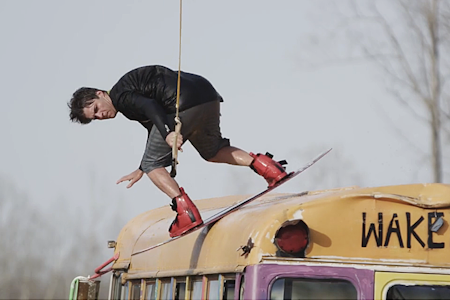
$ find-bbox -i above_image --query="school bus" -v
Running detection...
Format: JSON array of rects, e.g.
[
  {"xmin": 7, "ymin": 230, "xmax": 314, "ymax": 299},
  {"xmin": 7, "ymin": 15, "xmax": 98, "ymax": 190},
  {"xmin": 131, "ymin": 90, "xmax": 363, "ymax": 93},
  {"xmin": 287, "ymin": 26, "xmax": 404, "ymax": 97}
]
[{"xmin": 71, "ymin": 183, "xmax": 450, "ymax": 300}]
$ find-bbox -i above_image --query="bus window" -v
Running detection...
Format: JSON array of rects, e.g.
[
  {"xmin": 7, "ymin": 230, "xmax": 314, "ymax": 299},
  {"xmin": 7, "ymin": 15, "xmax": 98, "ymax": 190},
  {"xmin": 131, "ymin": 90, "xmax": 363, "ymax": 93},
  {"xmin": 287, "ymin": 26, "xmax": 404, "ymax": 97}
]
[
  {"xmin": 207, "ymin": 277, "xmax": 219, "ymax": 299},
  {"xmin": 130, "ymin": 281, "xmax": 141, "ymax": 300},
  {"xmin": 223, "ymin": 279, "xmax": 235, "ymax": 300},
  {"xmin": 110, "ymin": 273, "xmax": 122, "ymax": 300},
  {"xmin": 121, "ymin": 282, "xmax": 129, "ymax": 300},
  {"xmin": 145, "ymin": 281, "xmax": 156, "ymax": 300},
  {"xmin": 386, "ymin": 284, "xmax": 450, "ymax": 300},
  {"xmin": 270, "ymin": 278, "xmax": 357, "ymax": 300},
  {"xmin": 174, "ymin": 281, "xmax": 186, "ymax": 300},
  {"xmin": 160, "ymin": 280, "xmax": 172, "ymax": 300},
  {"xmin": 191, "ymin": 279, "xmax": 203, "ymax": 300}
]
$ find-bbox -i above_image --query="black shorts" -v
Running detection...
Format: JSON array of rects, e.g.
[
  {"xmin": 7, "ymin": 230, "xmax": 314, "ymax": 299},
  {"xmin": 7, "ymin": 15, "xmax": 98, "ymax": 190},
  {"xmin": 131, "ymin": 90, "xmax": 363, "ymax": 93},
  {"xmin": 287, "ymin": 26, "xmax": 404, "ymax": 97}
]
[{"xmin": 140, "ymin": 101, "xmax": 230, "ymax": 173}]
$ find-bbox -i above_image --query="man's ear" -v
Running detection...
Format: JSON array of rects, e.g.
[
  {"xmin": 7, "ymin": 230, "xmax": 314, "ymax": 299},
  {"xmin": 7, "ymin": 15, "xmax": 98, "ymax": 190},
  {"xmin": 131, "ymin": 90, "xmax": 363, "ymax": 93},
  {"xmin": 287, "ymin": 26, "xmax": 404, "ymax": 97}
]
[{"xmin": 95, "ymin": 90, "xmax": 104, "ymax": 97}]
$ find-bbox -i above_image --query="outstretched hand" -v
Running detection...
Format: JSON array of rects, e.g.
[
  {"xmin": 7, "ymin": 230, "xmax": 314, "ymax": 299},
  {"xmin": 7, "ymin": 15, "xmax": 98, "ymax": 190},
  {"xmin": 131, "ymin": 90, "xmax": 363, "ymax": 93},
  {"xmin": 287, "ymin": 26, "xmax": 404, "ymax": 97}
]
[
  {"xmin": 116, "ymin": 169, "xmax": 144, "ymax": 188},
  {"xmin": 165, "ymin": 131, "xmax": 183, "ymax": 152}
]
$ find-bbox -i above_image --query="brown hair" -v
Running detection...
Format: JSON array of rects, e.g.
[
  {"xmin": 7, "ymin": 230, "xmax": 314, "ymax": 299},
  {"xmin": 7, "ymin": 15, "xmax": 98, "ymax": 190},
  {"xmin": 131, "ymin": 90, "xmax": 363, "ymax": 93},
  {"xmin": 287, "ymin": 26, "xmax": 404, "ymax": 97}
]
[{"xmin": 68, "ymin": 87, "xmax": 105, "ymax": 124}]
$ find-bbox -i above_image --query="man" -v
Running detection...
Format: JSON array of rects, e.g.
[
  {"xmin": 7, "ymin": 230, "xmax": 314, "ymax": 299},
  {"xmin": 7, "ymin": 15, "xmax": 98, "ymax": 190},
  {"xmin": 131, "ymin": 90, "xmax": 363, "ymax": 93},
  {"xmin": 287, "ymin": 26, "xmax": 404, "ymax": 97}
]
[{"xmin": 68, "ymin": 65, "xmax": 288, "ymax": 237}]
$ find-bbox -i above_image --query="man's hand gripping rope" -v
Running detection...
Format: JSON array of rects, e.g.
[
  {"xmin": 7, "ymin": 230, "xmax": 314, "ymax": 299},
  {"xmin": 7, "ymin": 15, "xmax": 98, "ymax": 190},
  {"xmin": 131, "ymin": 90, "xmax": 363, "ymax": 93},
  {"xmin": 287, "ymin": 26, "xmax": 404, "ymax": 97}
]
[{"xmin": 169, "ymin": 116, "xmax": 182, "ymax": 178}]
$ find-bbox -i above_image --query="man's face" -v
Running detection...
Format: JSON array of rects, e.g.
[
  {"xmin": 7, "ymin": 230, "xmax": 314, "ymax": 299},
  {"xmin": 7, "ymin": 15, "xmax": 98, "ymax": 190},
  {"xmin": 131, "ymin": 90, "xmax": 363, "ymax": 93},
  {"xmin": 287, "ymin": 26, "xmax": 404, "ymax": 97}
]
[{"xmin": 83, "ymin": 91, "xmax": 117, "ymax": 121}]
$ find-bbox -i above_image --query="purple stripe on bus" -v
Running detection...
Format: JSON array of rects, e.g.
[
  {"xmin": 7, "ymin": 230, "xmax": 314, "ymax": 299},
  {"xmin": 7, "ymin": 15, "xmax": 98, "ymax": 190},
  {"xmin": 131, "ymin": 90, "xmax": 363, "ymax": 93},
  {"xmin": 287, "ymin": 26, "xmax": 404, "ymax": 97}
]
[{"xmin": 243, "ymin": 264, "xmax": 374, "ymax": 300}]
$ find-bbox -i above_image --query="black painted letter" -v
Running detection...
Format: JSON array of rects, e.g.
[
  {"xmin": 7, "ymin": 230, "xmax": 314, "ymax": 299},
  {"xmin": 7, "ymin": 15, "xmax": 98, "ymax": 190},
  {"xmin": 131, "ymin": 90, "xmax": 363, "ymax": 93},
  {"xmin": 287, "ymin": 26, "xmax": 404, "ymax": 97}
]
[
  {"xmin": 384, "ymin": 213, "xmax": 404, "ymax": 247},
  {"xmin": 362, "ymin": 212, "xmax": 383, "ymax": 247},
  {"xmin": 406, "ymin": 213, "xmax": 425, "ymax": 248},
  {"xmin": 428, "ymin": 212, "xmax": 445, "ymax": 249}
]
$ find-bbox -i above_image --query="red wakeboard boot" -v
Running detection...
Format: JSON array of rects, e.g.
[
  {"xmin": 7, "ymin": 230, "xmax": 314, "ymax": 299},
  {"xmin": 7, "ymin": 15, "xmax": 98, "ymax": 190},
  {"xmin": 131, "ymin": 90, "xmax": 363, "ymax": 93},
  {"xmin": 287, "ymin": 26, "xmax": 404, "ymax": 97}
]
[
  {"xmin": 169, "ymin": 187, "xmax": 203, "ymax": 237},
  {"xmin": 250, "ymin": 152, "xmax": 289, "ymax": 187}
]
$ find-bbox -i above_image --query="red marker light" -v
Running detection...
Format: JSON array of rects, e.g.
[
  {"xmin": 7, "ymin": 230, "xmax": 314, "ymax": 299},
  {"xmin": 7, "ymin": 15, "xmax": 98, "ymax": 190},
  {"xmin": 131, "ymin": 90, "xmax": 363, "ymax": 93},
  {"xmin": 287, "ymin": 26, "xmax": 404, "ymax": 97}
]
[{"xmin": 274, "ymin": 221, "xmax": 309, "ymax": 256}]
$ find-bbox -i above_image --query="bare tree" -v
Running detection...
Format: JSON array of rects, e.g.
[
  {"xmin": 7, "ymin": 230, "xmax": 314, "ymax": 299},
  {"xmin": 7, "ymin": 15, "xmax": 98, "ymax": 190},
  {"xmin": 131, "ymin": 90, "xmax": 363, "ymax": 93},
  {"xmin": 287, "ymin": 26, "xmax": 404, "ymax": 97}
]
[
  {"xmin": 0, "ymin": 176, "xmax": 50, "ymax": 299},
  {"xmin": 302, "ymin": 0, "xmax": 450, "ymax": 182},
  {"xmin": 0, "ymin": 175, "xmax": 124, "ymax": 299}
]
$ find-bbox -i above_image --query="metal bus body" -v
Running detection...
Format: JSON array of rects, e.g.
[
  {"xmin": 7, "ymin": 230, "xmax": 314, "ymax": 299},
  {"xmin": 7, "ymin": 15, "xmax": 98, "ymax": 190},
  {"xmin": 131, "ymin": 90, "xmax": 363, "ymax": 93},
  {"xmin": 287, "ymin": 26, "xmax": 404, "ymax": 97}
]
[{"xmin": 76, "ymin": 183, "xmax": 450, "ymax": 300}]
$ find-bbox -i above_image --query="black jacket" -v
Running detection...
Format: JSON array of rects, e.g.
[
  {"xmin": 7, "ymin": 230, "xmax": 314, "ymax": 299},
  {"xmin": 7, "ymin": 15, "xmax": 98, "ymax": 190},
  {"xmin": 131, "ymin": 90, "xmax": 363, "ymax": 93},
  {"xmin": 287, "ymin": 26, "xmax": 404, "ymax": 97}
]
[{"xmin": 109, "ymin": 65, "xmax": 222, "ymax": 138}]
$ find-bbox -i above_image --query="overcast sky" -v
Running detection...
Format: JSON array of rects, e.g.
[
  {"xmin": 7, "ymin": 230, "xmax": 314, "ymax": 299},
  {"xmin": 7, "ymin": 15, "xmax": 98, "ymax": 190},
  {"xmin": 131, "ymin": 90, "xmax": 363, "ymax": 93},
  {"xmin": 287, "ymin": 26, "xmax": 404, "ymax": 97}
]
[{"xmin": 0, "ymin": 0, "xmax": 436, "ymax": 231}]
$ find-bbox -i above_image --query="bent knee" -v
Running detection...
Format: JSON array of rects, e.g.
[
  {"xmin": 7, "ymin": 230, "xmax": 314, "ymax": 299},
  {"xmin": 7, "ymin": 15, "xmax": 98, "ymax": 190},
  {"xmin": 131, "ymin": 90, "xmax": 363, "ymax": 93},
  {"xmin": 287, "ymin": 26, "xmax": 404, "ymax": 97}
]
[{"xmin": 206, "ymin": 156, "xmax": 219, "ymax": 163}]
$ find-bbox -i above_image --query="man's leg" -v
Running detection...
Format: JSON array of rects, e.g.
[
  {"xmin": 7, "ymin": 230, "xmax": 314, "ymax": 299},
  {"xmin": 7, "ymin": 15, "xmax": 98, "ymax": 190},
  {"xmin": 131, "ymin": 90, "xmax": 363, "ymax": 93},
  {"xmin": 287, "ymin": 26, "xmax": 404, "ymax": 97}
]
[
  {"xmin": 207, "ymin": 146, "xmax": 253, "ymax": 166},
  {"xmin": 207, "ymin": 145, "xmax": 288, "ymax": 187},
  {"xmin": 147, "ymin": 167, "xmax": 181, "ymax": 198},
  {"xmin": 147, "ymin": 167, "xmax": 203, "ymax": 237}
]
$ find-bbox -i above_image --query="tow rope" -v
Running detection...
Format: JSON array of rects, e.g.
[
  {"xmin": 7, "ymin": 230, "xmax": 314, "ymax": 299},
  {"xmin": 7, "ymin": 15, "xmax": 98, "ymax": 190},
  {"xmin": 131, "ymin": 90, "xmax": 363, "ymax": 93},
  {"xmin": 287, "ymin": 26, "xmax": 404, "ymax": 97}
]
[{"xmin": 170, "ymin": 0, "xmax": 183, "ymax": 178}]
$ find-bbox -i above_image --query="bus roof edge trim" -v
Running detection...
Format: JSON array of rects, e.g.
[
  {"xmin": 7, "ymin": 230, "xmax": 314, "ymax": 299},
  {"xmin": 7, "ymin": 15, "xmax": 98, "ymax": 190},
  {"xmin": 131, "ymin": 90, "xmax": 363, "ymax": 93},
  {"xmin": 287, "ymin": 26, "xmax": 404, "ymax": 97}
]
[
  {"xmin": 122, "ymin": 266, "xmax": 246, "ymax": 280},
  {"xmin": 341, "ymin": 193, "xmax": 450, "ymax": 209}
]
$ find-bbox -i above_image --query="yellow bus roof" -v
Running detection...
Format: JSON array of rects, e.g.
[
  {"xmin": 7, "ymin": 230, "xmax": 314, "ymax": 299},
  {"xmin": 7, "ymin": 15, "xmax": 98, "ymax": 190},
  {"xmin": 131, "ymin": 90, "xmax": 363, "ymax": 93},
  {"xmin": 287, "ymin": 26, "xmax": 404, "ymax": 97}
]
[{"xmin": 112, "ymin": 183, "xmax": 450, "ymax": 279}]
